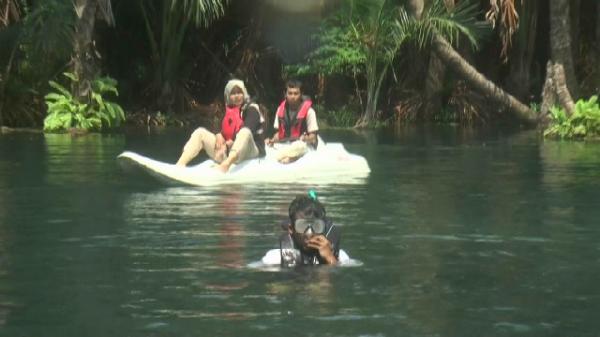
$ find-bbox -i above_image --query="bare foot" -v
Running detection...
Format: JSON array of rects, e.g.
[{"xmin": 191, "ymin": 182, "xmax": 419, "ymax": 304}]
[
  {"xmin": 215, "ymin": 162, "xmax": 230, "ymax": 173},
  {"xmin": 278, "ymin": 156, "xmax": 301, "ymax": 164}
]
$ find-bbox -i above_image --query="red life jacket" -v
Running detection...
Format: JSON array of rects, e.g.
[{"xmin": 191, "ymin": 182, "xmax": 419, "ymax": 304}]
[
  {"xmin": 221, "ymin": 106, "xmax": 244, "ymax": 141},
  {"xmin": 276, "ymin": 99, "xmax": 312, "ymax": 140}
]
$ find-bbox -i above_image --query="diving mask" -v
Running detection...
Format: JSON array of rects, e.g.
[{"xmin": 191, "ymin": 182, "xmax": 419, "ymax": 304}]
[{"xmin": 294, "ymin": 218, "xmax": 327, "ymax": 235}]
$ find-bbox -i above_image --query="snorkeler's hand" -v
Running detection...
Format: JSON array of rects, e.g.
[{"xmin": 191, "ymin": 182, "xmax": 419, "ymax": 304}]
[{"xmin": 306, "ymin": 235, "xmax": 337, "ymax": 265}]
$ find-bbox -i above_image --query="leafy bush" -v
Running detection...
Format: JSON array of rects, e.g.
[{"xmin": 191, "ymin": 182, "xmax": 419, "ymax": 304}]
[
  {"xmin": 43, "ymin": 73, "xmax": 125, "ymax": 132},
  {"xmin": 322, "ymin": 105, "xmax": 359, "ymax": 128},
  {"xmin": 544, "ymin": 96, "xmax": 600, "ymax": 139}
]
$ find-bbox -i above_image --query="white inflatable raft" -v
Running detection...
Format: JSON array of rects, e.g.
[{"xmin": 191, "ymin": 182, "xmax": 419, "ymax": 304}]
[{"xmin": 117, "ymin": 141, "xmax": 370, "ymax": 186}]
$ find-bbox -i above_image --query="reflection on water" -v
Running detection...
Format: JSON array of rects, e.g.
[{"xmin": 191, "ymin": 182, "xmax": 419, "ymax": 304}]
[
  {"xmin": 0, "ymin": 219, "xmax": 11, "ymax": 328},
  {"xmin": 43, "ymin": 133, "xmax": 125, "ymax": 185},
  {"xmin": 1, "ymin": 128, "xmax": 600, "ymax": 336}
]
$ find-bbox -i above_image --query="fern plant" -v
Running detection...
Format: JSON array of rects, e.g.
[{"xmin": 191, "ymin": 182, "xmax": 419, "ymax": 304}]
[
  {"xmin": 43, "ymin": 72, "xmax": 125, "ymax": 132},
  {"xmin": 544, "ymin": 96, "xmax": 600, "ymax": 139}
]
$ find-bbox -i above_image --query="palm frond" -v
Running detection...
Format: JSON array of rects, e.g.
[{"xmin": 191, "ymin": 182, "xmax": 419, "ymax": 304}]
[
  {"xmin": 170, "ymin": 0, "xmax": 227, "ymax": 27},
  {"xmin": 422, "ymin": 0, "xmax": 489, "ymax": 49},
  {"xmin": 96, "ymin": 0, "xmax": 115, "ymax": 26},
  {"xmin": 0, "ymin": 0, "xmax": 28, "ymax": 27},
  {"xmin": 22, "ymin": 0, "xmax": 74, "ymax": 62},
  {"xmin": 485, "ymin": 0, "xmax": 519, "ymax": 62}
]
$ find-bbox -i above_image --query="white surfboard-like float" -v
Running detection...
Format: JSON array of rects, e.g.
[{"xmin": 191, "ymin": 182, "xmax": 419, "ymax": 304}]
[{"xmin": 117, "ymin": 140, "xmax": 370, "ymax": 186}]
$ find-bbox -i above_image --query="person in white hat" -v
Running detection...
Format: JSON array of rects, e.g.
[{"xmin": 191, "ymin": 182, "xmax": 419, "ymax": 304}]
[{"xmin": 176, "ymin": 79, "xmax": 265, "ymax": 172}]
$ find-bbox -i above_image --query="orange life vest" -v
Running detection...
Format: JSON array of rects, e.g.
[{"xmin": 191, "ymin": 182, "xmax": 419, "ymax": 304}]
[{"xmin": 276, "ymin": 99, "xmax": 312, "ymax": 140}]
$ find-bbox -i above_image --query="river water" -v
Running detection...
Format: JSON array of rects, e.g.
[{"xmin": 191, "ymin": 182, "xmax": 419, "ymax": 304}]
[{"xmin": 0, "ymin": 126, "xmax": 599, "ymax": 337}]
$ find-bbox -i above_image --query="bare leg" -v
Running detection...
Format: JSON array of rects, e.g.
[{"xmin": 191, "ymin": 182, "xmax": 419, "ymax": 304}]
[
  {"xmin": 176, "ymin": 128, "xmax": 217, "ymax": 166},
  {"xmin": 217, "ymin": 150, "xmax": 239, "ymax": 173},
  {"xmin": 276, "ymin": 140, "xmax": 308, "ymax": 164},
  {"xmin": 216, "ymin": 128, "xmax": 258, "ymax": 172}
]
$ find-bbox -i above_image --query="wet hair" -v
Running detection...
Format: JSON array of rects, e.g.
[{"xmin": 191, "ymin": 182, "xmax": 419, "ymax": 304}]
[
  {"xmin": 288, "ymin": 195, "xmax": 326, "ymax": 224},
  {"xmin": 285, "ymin": 79, "xmax": 303, "ymax": 94}
]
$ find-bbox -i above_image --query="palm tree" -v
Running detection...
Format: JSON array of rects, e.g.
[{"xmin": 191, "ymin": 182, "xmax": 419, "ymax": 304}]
[
  {"xmin": 597, "ymin": 2, "xmax": 600, "ymax": 46},
  {"xmin": 431, "ymin": 35, "xmax": 535, "ymax": 123},
  {"xmin": 286, "ymin": 0, "xmax": 488, "ymax": 126},
  {"xmin": 502, "ymin": 0, "xmax": 539, "ymax": 101},
  {"xmin": 421, "ymin": 0, "xmax": 452, "ymax": 121},
  {"xmin": 333, "ymin": 0, "xmax": 489, "ymax": 127},
  {"xmin": 346, "ymin": 0, "xmax": 407, "ymax": 127},
  {"xmin": 71, "ymin": 0, "xmax": 115, "ymax": 100},
  {"xmin": 139, "ymin": 0, "xmax": 227, "ymax": 113},
  {"xmin": 0, "ymin": 0, "xmax": 24, "ymax": 124},
  {"xmin": 0, "ymin": 0, "xmax": 24, "ymax": 28},
  {"xmin": 423, "ymin": 0, "xmax": 537, "ymax": 124}
]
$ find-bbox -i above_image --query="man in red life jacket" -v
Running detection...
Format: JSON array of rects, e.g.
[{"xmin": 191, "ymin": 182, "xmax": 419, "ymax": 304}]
[
  {"xmin": 265, "ymin": 79, "xmax": 319, "ymax": 163},
  {"xmin": 176, "ymin": 79, "xmax": 265, "ymax": 172}
]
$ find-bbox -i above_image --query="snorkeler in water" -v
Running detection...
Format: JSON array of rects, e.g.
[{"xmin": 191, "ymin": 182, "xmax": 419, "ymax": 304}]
[{"xmin": 261, "ymin": 191, "xmax": 350, "ymax": 266}]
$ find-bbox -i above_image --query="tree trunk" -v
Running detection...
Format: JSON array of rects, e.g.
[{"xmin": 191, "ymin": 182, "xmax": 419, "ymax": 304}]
[
  {"xmin": 423, "ymin": 0, "xmax": 447, "ymax": 121},
  {"xmin": 540, "ymin": 62, "xmax": 556, "ymax": 118},
  {"xmin": 72, "ymin": 0, "xmax": 99, "ymax": 101},
  {"xmin": 406, "ymin": 0, "xmax": 424, "ymax": 20},
  {"xmin": 432, "ymin": 35, "xmax": 537, "ymax": 124},
  {"xmin": 570, "ymin": 0, "xmax": 580, "ymax": 63},
  {"xmin": 552, "ymin": 63, "xmax": 575, "ymax": 116},
  {"xmin": 355, "ymin": 57, "xmax": 387, "ymax": 127},
  {"xmin": 423, "ymin": 52, "xmax": 446, "ymax": 120},
  {"xmin": 549, "ymin": 0, "xmax": 579, "ymax": 98},
  {"xmin": 357, "ymin": 59, "xmax": 378, "ymax": 127},
  {"xmin": 597, "ymin": 1, "xmax": 600, "ymax": 50},
  {"xmin": 0, "ymin": 20, "xmax": 19, "ymax": 126},
  {"xmin": 408, "ymin": 0, "xmax": 446, "ymax": 121},
  {"xmin": 541, "ymin": 61, "xmax": 575, "ymax": 118},
  {"xmin": 505, "ymin": 0, "xmax": 537, "ymax": 101}
]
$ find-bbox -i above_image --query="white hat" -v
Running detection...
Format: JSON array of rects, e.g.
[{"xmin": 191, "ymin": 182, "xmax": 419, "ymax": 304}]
[{"xmin": 224, "ymin": 79, "xmax": 249, "ymax": 105}]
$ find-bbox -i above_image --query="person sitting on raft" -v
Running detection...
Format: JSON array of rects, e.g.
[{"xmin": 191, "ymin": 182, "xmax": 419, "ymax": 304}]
[
  {"xmin": 176, "ymin": 79, "xmax": 265, "ymax": 172},
  {"xmin": 265, "ymin": 79, "xmax": 319, "ymax": 164},
  {"xmin": 261, "ymin": 192, "xmax": 350, "ymax": 266}
]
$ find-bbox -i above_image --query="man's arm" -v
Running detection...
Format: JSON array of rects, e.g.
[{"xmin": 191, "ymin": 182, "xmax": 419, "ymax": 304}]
[
  {"xmin": 303, "ymin": 108, "xmax": 319, "ymax": 147},
  {"xmin": 301, "ymin": 132, "xmax": 318, "ymax": 147}
]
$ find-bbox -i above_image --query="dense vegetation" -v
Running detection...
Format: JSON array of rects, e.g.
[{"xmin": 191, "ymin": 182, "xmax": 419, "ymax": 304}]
[{"xmin": 0, "ymin": 0, "xmax": 598, "ymax": 135}]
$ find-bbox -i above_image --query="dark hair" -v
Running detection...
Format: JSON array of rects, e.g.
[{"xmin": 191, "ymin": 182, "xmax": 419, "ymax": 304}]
[
  {"xmin": 285, "ymin": 79, "xmax": 303, "ymax": 93},
  {"xmin": 288, "ymin": 195, "xmax": 326, "ymax": 224}
]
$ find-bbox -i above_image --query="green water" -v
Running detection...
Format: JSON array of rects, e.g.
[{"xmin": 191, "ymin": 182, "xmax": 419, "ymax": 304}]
[{"xmin": 1, "ymin": 127, "xmax": 599, "ymax": 337}]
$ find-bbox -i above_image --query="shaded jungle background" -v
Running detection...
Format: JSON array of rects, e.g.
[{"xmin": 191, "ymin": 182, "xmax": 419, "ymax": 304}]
[{"xmin": 0, "ymin": 0, "xmax": 598, "ymax": 128}]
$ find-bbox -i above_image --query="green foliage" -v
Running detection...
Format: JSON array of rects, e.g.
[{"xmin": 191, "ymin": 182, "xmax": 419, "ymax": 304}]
[
  {"xmin": 0, "ymin": 0, "xmax": 76, "ymax": 126},
  {"xmin": 140, "ymin": 0, "xmax": 228, "ymax": 113},
  {"xmin": 285, "ymin": 20, "xmax": 366, "ymax": 77},
  {"xmin": 433, "ymin": 106, "xmax": 458, "ymax": 123},
  {"xmin": 319, "ymin": 105, "xmax": 360, "ymax": 128},
  {"xmin": 169, "ymin": 0, "xmax": 227, "ymax": 27},
  {"xmin": 287, "ymin": 0, "xmax": 486, "ymax": 126},
  {"xmin": 43, "ymin": 73, "xmax": 125, "ymax": 132},
  {"xmin": 421, "ymin": 0, "xmax": 487, "ymax": 49},
  {"xmin": 544, "ymin": 96, "xmax": 600, "ymax": 139}
]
